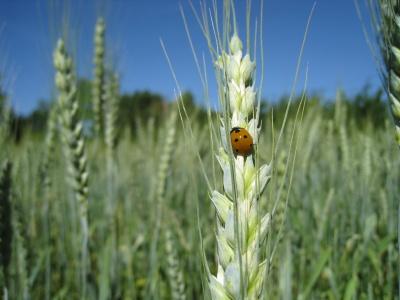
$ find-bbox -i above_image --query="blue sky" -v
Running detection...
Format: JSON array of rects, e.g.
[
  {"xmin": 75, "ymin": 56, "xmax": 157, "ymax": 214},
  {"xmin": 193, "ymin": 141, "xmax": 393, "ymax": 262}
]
[{"xmin": 0, "ymin": 0, "xmax": 380, "ymax": 115}]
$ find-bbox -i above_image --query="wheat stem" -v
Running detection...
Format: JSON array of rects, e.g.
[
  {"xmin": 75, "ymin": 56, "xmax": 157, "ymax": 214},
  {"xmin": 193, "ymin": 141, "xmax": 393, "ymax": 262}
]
[
  {"xmin": 53, "ymin": 39, "xmax": 90, "ymax": 297},
  {"xmin": 147, "ymin": 109, "xmax": 178, "ymax": 298}
]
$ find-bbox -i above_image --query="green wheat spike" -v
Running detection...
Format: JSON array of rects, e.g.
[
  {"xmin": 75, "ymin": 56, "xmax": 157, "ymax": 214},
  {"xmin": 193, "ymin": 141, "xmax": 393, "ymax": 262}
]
[
  {"xmin": 165, "ymin": 228, "xmax": 186, "ymax": 300},
  {"xmin": 92, "ymin": 17, "xmax": 106, "ymax": 137},
  {"xmin": 105, "ymin": 72, "xmax": 120, "ymax": 154},
  {"xmin": 53, "ymin": 38, "xmax": 90, "ymax": 297}
]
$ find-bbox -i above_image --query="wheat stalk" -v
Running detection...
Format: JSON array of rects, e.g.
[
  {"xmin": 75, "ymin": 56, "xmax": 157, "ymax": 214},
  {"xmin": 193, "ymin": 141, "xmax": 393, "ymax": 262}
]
[
  {"xmin": 53, "ymin": 39, "xmax": 90, "ymax": 297},
  {"xmin": 362, "ymin": 1, "xmax": 400, "ymax": 296},
  {"xmin": 102, "ymin": 71, "xmax": 120, "ymax": 298},
  {"xmin": 105, "ymin": 72, "xmax": 119, "ymax": 157},
  {"xmin": 41, "ymin": 103, "xmax": 59, "ymax": 300},
  {"xmin": 208, "ymin": 33, "xmax": 271, "ymax": 300},
  {"xmin": 92, "ymin": 17, "xmax": 106, "ymax": 137},
  {"xmin": 147, "ymin": 109, "xmax": 178, "ymax": 297},
  {"xmin": 41, "ymin": 103, "xmax": 59, "ymax": 191},
  {"xmin": 165, "ymin": 228, "xmax": 186, "ymax": 300},
  {"xmin": 103, "ymin": 71, "xmax": 120, "ymax": 217},
  {"xmin": 360, "ymin": 0, "xmax": 400, "ymax": 142}
]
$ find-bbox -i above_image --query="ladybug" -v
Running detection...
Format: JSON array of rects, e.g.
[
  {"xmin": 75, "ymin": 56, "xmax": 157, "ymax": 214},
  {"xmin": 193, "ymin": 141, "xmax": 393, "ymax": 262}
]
[{"xmin": 230, "ymin": 127, "xmax": 253, "ymax": 156}]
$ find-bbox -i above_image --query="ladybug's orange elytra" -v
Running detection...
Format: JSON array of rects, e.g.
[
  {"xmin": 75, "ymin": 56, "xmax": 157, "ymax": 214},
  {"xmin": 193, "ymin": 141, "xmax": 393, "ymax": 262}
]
[{"xmin": 230, "ymin": 127, "xmax": 253, "ymax": 156}]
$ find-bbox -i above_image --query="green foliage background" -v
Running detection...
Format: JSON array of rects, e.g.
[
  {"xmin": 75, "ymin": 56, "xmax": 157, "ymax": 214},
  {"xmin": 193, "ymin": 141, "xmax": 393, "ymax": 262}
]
[{"xmin": 0, "ymin": 79, "xmax": 398, "ymax": 298}]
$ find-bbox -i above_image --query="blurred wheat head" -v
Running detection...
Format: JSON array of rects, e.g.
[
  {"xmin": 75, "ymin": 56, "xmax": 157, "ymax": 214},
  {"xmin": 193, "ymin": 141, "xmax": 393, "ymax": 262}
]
[
  {"xmin": 360, "ymin": 0, "xmax": 400, "ymax": 297},
  {"xmin": 53, "ymin": 38, "xmax": 90, "ymax": 296},
  {"xmin": 360, "ymin": 0, "xmax": 400, "ymax": 143}
]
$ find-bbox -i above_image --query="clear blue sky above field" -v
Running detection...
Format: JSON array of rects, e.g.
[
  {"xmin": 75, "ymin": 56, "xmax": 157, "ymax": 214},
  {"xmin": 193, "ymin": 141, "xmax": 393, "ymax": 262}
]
[{"xmin": 0, "ymin": 0, "xmax": 380, "ymax": 115}]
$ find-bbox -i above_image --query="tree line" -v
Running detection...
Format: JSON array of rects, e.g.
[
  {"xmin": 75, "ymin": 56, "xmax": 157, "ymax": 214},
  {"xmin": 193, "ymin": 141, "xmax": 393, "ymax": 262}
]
[{"xmin": 0, "ymin": 78, "xmax": 389, "ymax": 143}]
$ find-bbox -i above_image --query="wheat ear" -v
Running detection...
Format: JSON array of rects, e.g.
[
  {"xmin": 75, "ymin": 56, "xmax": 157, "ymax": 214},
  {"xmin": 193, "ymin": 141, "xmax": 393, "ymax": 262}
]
[
  {"xmin": 105, "ymin": 72, "xmax": 119, "ymax": 157},
  {"xmin": 53, "ymin": 39, "xmax": 90, "ymax": 296},
  {"xmin": 147, "ymin": 109, "xmax": 178, "ymax": 297},
  {"xmin": 104, "ymin": 72, "xmax": 119, "ymax": 211},
  {"xmin": 92, "ymin": 17, "xmax": 106, "ymax": 137},
  {"xmin": 165, "ymin": 228, "xmax": 186, "ymax": 300},
  {"xmin": 208, "ymin": 34, "xmax": 271, "ymax": 300},
  {"xmin": 365, "ymin": 2, "xmax": 400, "ymax": 296}
]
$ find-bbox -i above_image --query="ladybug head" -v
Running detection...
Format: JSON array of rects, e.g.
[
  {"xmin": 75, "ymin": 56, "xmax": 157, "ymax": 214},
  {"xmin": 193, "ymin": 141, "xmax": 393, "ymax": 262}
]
[{"xmin": 230, "ymin": 127, "xmax": 242, "ymax": 133}]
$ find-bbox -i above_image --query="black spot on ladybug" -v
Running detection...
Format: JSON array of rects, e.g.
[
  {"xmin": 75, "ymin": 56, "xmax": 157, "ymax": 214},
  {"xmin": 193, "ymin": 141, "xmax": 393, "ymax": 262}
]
[
  {"xmin": 244, "ymin": 135, "xmax": 248, "ymax": 138},
  {"xmin": 235, "ymin": 149, "xmax": 239, "ymax": 153},
  {"xmin": 234, "ymin": 138, "xmax": 239, "ymax": 142}
]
